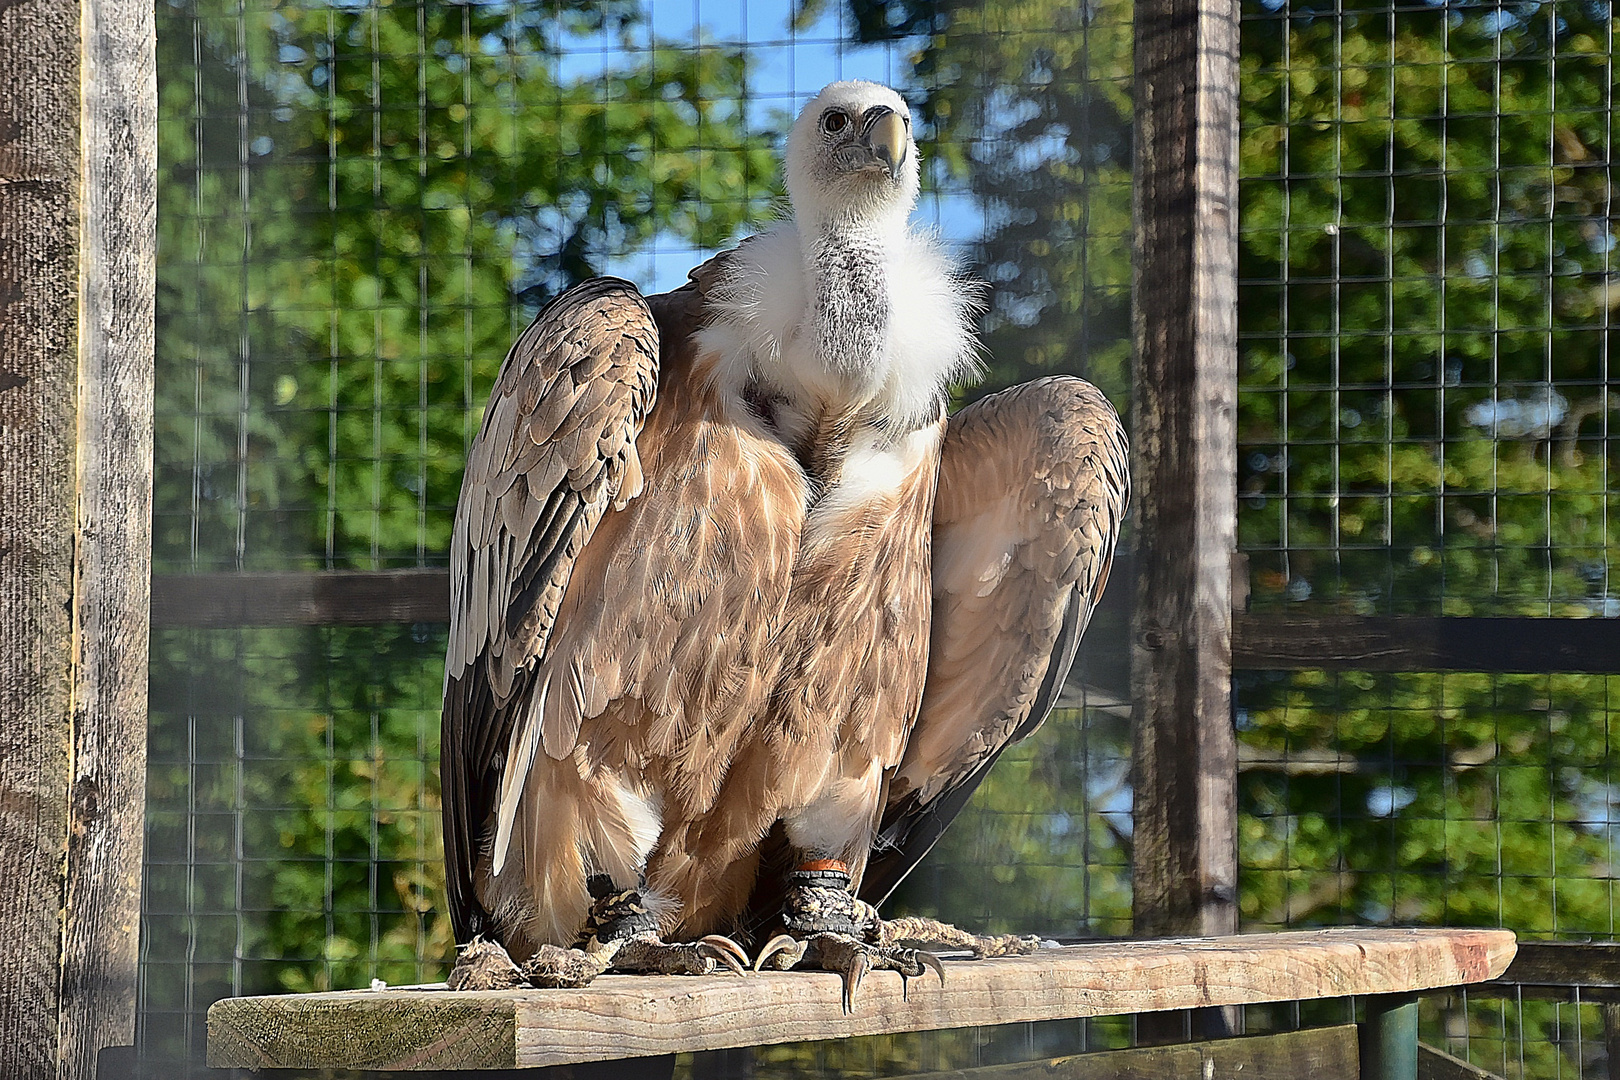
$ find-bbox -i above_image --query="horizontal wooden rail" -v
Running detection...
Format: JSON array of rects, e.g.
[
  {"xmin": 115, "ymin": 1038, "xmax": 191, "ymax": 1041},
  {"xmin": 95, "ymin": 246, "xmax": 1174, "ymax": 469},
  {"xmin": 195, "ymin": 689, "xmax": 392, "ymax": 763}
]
[
  {"xmin": 152, "ymin": 570, "xmax": 1620, "ymax": 674},
  {"xmin": 1494, "ymin": 941, "xmax": 1620, "ymax": 987},
  {"xmin": 1231, "ymin": 614, "xmax": 1620, "ymax": 673},
  {"xmin": 1453, "ymin": 941, "xmax": 1620, "ymax": 1005},
  {"xmin": 151, "ymin": 569, "xmax": 446, "ymax": 628},
  {"xmin": 206, "ymin": 928, "xmax": 1514, "ymax": 1072},
  {"xmin": 906, "ymin": 1025, "xmax": 1362, "ymax": 1079}
]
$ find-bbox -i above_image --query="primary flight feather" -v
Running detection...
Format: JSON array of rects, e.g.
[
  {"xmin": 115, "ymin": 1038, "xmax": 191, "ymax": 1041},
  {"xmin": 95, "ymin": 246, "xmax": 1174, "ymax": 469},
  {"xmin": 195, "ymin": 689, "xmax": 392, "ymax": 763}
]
[{"xmin": 440, "ymin": 81, "xmax": 1127, "ymax": 995}]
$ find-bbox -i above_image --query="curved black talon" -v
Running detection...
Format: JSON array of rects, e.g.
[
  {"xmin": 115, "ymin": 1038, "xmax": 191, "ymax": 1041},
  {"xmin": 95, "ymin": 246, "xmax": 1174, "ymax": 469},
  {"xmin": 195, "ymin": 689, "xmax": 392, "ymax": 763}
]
[
  {"xmin": 843, "ymin": 950, "xmax": 870, "ymax": 1010},
  {"xmin": 755, "ymin": 930, "xmax": 946, "ymax": 1011},
  {"xmin": 915, "ymin": 949, "xmax": 946, "ymax": 985}
]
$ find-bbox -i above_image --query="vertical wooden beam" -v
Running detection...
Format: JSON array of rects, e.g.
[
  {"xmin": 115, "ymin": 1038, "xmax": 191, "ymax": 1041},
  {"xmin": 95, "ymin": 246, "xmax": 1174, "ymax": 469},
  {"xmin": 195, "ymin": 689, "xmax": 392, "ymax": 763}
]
[
  {"xmin": 1129, "ymin": 0, "xmax": 1241, "ymax": 951},
  {"xmin": 63, "ymin": 0, "xmax": 157, "ymax": 1072},
  {"xmin": 0, "ymin": 0, "xmax": 155, "ymax": 1070},
  {"xmin": 0, "ymin": 0, "xmax": 85, "ymax": 1068}
]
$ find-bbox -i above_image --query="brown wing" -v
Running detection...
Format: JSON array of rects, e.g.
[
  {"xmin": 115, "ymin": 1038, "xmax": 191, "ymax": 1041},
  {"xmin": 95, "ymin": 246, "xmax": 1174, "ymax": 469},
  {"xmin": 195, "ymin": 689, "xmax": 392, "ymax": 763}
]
[
  {"xmin": 441, "ymin": 277, "xmax": 659, "ymax": 942},
  {"xmin": 858, "ymin": 376, "xmax": 1129, "ymax": 908}
]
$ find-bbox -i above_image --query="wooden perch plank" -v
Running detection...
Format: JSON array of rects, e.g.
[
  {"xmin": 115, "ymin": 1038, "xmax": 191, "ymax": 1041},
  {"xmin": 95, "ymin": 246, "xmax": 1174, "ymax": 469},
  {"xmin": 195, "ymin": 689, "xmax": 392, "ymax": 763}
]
[{"xmin": 207, "ymin": 928, "xmax": 1515, "ymax": 1071}]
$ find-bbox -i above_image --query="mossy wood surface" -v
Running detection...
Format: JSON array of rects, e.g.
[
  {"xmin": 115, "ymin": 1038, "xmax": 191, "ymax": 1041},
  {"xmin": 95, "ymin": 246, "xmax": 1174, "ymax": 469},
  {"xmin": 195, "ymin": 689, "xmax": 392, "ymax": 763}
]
[{"xmin": 208, "ymin": 927, "xmax": 1513, "ymax": 1071}]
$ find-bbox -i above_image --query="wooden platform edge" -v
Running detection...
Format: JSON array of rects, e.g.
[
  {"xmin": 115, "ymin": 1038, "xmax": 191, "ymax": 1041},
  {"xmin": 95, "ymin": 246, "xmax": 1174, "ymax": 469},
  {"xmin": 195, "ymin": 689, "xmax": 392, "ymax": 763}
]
[{"xmin": 206, "ymin": 927, "xmax": 1515, "ymax": 1071}]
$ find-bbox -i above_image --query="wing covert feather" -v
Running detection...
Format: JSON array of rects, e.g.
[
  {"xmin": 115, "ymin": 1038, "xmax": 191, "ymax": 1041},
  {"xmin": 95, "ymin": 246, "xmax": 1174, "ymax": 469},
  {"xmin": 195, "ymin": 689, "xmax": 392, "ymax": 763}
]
[
  {"xmin": 441, "ymin": 277, "xmax": 659, "ymax": 938},
  {"xmin": 860, "ymin": 376, "xmax": 1129, "ymax": 908}
]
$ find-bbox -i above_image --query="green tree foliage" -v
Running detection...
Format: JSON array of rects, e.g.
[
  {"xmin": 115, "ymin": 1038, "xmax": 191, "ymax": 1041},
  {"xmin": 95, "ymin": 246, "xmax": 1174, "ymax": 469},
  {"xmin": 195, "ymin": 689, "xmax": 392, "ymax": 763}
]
[
  {"xmin": 1233, "ymin": 4, "xmax": 1617, "ymax": 1074},
  {"xmin": 1238, "ymin": 0, "xmax": 1617, "ymax": 617},
  {"xmin": 1231, "ymin": 0, "xmax": 1619, "ymax": 929},
  {"xmin": 155, "ymin": 0, "xmax": 778, "ymax": 571},
  {"xmin": 150, "ymin": 0, "xmax": 1619, "ymax": 1072}
]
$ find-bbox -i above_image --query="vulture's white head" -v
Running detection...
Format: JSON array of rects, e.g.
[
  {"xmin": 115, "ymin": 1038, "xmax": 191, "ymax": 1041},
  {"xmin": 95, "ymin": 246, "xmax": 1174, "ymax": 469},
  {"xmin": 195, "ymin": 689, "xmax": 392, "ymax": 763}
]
[{"xmin": 785, "ymin": 81, "xmax": 921, "ymax": 232}]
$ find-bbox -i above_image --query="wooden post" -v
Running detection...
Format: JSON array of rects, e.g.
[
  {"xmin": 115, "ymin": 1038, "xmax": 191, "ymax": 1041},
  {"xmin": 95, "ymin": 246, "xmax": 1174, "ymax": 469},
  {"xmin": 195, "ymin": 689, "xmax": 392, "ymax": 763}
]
[
  {"xmin": 0, "ymin": 0, "xmax": 156, "ymax": 1070},
  {"xmin": 1129, "ymin": 0, "xmax": 1241, "ymax": 1033}
]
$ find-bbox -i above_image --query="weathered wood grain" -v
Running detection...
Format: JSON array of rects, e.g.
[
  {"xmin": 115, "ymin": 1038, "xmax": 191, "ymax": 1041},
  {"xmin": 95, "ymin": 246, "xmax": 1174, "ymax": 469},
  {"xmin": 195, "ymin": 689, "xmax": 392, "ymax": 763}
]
[
  {"xmin": 1129, "ymin": 0, "xmax": 1242, "ymax": 978},
  {"xmin": 904, "ymin": 1024, "xmax": 1359, "ymax": 1080},
  {"xmin": 210, "ymin": 994, "xmax": 519, "ymax": 1071},
  {"xmin": 58, "ymin": 0, "xmax": 157, "ymax": 1072},
  {"xmin": 0, "ymin": 0, "xmax": 154, "ymax": 1072},
  {"xmin": 1605, "ymin": 1003, "xmax": 1620, "ymax": 1080},
  {"xmin": 0, "ymin": 0, "xmax": 83, "ymax": 1071},
  {"xmin": 206, "ymin": 928, "xmax": 1515, "ymax": 1071}
]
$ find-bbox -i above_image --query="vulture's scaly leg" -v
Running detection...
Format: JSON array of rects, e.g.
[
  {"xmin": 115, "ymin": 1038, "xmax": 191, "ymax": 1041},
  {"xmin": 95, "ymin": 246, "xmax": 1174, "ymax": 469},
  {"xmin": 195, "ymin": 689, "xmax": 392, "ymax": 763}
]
[
  {"xmin": 878, "ymin": 916, "xmax": 1042, "ymax": 959},
  {"xmin": 752, "ymin": 861, "xmax": 946, "ymax": 1010},
  {"xmin": 526, "ymin": 877, "xmax": 748, "ymax": 988},
  {"xmin": 447, "ymin": 877, "xmax": 749, "ymax": 990}
]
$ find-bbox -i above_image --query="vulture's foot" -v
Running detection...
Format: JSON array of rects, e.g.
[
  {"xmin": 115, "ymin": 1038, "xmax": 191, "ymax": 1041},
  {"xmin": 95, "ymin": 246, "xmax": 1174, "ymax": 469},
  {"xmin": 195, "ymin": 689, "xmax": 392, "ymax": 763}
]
[
  {"xmin": 521, "ymin": 942, "xmax": 620, "ymax": 988},
  {"xmin": 752, "ymin": 862, "xmax": 945, "ymax": 1009},
  {"xmin": 530, "ymin": 876, "xmax": 749, "ymax": 985},
  {"xmin": 610, "ymin": 932, "xmax": 751, "ymax": 976},
  {"xmin": 446, "ymin": 935, "xmax": 526, "ymax": 991},
  {"xmin": 754, "ymin": 931, "xmax": 944, "ymax": 1011},
  {"xmin": 878, "ymin": 915, "xmax": 1043, "ymax": 959}
]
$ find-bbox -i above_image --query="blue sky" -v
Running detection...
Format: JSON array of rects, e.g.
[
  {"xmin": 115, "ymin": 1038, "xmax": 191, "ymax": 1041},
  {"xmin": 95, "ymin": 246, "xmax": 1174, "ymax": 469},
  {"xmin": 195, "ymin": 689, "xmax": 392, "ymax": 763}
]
[{"xmin": 565, "ymin": 0, "xmax": 987, "ymax": 291}]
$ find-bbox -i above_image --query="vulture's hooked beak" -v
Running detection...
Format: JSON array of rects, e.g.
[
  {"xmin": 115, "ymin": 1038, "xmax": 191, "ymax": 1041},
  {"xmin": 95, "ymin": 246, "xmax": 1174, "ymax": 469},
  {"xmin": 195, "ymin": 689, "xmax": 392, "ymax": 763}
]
[{"xmin": 860, "ymin": 107, "xmax": 909, "ymax": 181}]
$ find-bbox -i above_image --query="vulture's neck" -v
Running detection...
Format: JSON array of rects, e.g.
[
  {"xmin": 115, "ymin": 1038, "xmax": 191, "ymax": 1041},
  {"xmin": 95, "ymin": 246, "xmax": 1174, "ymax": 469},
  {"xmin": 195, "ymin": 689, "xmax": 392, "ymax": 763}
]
[{"xmin": 798, "ymin": 209, "xmax": 906, "ymax": 398}]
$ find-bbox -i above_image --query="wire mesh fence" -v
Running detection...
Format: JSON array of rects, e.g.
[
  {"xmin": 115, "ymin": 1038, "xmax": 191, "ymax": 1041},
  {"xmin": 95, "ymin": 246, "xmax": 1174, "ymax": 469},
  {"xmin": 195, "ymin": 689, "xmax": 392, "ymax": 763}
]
[
  {"xmin": 1230, "ymin": 0, "xmax": 1619, "ymax": 1074},
  {"xmin": 145, "ymin": 0, "xmax": 1134, "ymax": 1074},
  {"xmin": 146, "ymin": 0, "xmax": 1620, "ymax": 1075},
  {"xmin": 1236, "ymin": 0, "xmax": 1619, "ymax": 617}
]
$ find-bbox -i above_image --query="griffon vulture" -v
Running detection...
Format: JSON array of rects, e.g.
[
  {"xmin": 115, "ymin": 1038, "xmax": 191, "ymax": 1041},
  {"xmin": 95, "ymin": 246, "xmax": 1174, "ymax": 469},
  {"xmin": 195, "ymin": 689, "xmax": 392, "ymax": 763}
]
[{"xmin": 440, "ymin": 80, "xmax": 1128, "ymax": 1001}]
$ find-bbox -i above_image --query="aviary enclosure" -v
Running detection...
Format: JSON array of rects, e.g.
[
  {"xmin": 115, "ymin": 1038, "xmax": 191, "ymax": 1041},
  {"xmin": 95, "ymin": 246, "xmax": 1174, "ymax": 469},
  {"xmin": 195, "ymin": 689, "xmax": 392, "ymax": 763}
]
[{"xmin": 2, "ymin": 0, "xmax": 1617, "ymax": 1076}]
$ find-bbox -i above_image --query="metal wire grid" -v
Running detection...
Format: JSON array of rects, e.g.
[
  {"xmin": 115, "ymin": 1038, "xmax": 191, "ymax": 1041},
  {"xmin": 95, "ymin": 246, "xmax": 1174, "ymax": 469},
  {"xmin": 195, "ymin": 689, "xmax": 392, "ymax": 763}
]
[
  {"xmin": 1234, "ymin": 667, "xmax": 1620, "ymax": 1078},
  {"xmin": 1233, "ymin": 3, "xmax": 1619, "ymax": 1071},
  {"xmin": 153, "ymin": 0, "xmax": 1136, "ymax": 574},
  {"xmin": 1432, "ymin": 990, "xmax": 1609, "ymax": 1080},
  {"xmin": 885, "ymin": 616, "xmax": 1136, "ymax": 943},
  {"xmin": 1237, "ymin": 0, "xmax": 1618, "ymax": 617},
  {"xmin": 147, "ymin": 0, "xmax": 1135, "ymax": 1075},
  {"xmin": 141, "ymin": 625, "xmax": 449, "ymax": 1077}
]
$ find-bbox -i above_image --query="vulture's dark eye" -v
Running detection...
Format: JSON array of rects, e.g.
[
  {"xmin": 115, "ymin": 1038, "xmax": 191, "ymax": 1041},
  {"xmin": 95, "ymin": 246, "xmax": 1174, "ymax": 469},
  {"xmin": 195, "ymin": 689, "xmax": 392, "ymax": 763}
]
[{"xmin": 821, "ymin": 110, "xmax": 849, "ymax": 134}]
